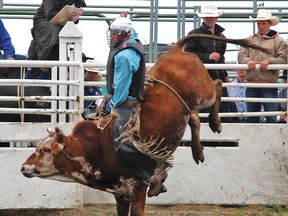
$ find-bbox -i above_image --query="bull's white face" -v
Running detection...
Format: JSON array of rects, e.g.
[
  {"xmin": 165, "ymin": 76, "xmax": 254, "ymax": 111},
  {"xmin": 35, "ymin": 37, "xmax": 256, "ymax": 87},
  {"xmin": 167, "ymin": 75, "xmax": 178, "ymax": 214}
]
[
  {"xmin": 21, "ymin": 133, "xmax": 64, "ymax": 178},
  {"xmin": 21, "ymin": 128, "xmax": 78, "ymax": 182},
  {"xmin": 21, "ymin": 128, "xmax": 92, "ymax": 183}
]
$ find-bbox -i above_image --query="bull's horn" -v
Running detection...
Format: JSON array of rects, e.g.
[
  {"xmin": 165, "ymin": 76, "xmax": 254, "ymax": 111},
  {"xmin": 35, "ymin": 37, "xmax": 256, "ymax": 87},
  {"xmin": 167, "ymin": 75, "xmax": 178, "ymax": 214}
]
[
  {"xmin": 55, "ymin": 126, "xmax": 64, "ymax": 142},
  {"xmin": 47, "ymin": 128, "xmax": 56, "ymax": 137}
]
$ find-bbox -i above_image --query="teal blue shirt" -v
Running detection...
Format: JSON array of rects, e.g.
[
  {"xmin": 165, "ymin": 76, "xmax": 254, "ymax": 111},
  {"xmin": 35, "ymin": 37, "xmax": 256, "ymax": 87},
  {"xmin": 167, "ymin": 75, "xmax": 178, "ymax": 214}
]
[{"xmin": 111, "ymin": 39, "xmax": 141, "ymax": 107}]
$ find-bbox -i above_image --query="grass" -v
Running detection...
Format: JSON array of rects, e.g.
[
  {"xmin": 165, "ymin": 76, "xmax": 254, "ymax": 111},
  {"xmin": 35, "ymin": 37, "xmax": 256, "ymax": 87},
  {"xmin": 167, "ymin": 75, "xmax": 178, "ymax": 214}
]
[{"xmin": 272, "ymin": 204, "xmax": 284, "ymax": 216}]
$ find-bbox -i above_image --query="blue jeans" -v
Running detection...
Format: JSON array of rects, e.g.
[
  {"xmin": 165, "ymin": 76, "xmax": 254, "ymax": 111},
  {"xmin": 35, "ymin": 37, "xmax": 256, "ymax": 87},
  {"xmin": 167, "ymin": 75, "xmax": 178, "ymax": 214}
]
[{"xmin": 245, "ymin": 87, "xmax": 278, "ymax": 123}]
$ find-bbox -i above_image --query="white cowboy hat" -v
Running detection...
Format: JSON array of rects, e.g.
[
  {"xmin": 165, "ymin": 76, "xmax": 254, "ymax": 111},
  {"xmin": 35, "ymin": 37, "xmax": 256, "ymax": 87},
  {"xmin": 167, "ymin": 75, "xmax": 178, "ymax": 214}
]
[
  {"xmin": 84, "ymin": 59, "xmax": 101, "ymax": 73},
  {"xmin": 197, "ymin": 5, "xmax": 223, "ymax": 18},
  {"xmin": 249, "ymin": 9, "xmax": 280, "ymax": 26},
  {"xmin": 84, "ymin": 60, "xmax": 104, "ymax": 82}
]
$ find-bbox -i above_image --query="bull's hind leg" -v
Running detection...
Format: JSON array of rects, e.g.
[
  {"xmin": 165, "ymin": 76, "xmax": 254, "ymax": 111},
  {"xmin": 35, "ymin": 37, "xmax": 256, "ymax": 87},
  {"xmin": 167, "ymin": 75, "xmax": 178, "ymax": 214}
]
[
  {"xmin": 188, "ymin": 112, "xmax": 204, "ymax": 164},
  {"xmin": 208, "ymin": 79, "xmax": 222, "ymax": 133}
]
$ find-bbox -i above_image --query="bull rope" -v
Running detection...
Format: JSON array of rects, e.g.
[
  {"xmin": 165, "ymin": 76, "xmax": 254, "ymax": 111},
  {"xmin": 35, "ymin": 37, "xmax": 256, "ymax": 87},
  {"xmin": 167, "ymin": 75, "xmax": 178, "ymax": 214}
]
[
  {"xmin": 95, "ymin": 115, "xmax": 112, "ymax": 130},
  {"xmin": 145, "ymin": 75, "xmax": 192, "ymax": 114}
]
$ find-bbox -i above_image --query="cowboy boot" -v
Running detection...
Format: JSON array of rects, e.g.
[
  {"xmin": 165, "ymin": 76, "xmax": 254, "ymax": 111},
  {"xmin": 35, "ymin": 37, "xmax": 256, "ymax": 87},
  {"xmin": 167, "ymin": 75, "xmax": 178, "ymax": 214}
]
[{"xmin": 147, "ymin": 171, "xmax": 168, "ymax": 197}]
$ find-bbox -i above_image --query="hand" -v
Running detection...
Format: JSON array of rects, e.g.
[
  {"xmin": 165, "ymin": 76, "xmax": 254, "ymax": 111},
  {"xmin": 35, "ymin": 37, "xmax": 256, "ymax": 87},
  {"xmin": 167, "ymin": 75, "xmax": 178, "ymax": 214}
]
[
  {"xmin": 209, "ymin": 52, "xmax": 220, "ymax": 62},
  {"xmin": 280, "ymin": 115, "xmax": 287, "ymax": 123},
  {"xmin": 77, "ymin": 8, "xmax": 84, "ymax": 16},
  {"xmin": 224, "ymin": 76, "xmax": 230, "ymax": 83},
  {"xmin": 280, "ymin": 112, "xmax": 287, "ymax": 123},
  {"xmin": 6, "ymin": 57, "xmax": 15, "ymax": 60},
  {"xmin": 120, "ymin": 11, "xmax": 128, "ymax": 17},
  {"xmin": 71, "ymin": 13, "xmax": 80, "ymax": 22},
  {"xmin": 71, "ymin": 8, "xmax": 84, "ymax": 22},
  {"xmin": 247, "ymin": 60, "xmax": 256, "ymax": 70},
  {"xmin": 259, "ymin": 59, "xmax": 269, "ymax": 70}
]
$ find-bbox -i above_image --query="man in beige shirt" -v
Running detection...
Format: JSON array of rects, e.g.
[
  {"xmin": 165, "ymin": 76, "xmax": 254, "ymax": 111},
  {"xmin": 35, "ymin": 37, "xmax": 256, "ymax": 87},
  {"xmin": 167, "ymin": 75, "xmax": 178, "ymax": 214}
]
[{"xmin": 238, "ymin": 9, "xmax": 287, "ymax": 123}]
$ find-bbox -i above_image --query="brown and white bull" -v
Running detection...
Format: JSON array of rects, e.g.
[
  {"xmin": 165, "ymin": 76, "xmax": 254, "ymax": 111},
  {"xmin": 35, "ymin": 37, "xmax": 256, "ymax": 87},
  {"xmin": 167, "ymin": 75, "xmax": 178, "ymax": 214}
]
[{"xmin": 21, "ymin": 34, "xmax": 267, "ymax": 216}]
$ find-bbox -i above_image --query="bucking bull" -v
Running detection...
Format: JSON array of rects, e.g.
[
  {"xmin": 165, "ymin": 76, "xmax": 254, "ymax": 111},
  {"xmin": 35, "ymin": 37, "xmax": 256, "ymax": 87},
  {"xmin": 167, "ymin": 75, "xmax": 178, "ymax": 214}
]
[{"xmin": 21, "ymin": 34, "xmax": 267, "ymax": 216}]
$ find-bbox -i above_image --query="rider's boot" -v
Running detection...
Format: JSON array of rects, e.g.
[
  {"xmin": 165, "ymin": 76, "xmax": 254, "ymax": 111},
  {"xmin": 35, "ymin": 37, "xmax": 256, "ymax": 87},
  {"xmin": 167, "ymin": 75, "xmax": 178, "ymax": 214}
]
[
  {"xmin": 81, "ymin": 101, "xmax": 97, "ymax": 119},
  {"xmin": 147, "ymin": 170, "xmax": 168, "ymax": 197}
]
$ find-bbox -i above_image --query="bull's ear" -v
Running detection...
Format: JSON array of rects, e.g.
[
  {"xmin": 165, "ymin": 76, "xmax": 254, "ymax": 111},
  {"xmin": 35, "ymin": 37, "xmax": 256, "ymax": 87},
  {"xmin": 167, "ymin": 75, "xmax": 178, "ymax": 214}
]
[
  {"xmin": 55, "ymin": 126, "xmax": 62, "ymax": 135},
  {"xmin": 51, "ymin": 143, "xmax": 64, "ymax": 155}
]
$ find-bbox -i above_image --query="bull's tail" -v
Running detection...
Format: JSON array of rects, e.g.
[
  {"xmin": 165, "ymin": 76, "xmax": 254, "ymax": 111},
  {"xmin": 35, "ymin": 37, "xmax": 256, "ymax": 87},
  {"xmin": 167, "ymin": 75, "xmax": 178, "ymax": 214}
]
[{"xmin": 174, "ymin": 33, "xmax": 269, "ymax": 53}]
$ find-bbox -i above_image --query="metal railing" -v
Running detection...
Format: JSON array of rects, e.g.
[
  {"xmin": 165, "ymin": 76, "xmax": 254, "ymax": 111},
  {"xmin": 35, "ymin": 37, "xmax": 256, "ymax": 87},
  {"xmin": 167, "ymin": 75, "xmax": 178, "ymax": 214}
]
[
  {"xmin": 0, "ymin": 60, "xmax": 287, "ymax": 149},
  {"xmin": 0, "ymin": 61, "xmax": 287, "ymax": 123},
  {"xmin": 0, "ymin": 60, "xmax": 84, "ymax": 122}
]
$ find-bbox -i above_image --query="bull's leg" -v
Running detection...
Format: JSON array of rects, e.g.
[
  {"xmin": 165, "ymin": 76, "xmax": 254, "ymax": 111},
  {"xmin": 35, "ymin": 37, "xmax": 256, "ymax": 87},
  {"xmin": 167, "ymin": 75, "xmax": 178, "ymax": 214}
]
[
  {"xmin": 130, "ymin": 185, "xmax": 147, "ymax": 216},
  {"xmin": 208, "ymin": 79, "xmax": 222, "ymax": 133},
  {"xmin": 115, "ymin": 196, "xmax": 130, "ymax": 216},
  {"xmin": 188, "ymin": 112, "xmax": 204, "ymax": 164}
]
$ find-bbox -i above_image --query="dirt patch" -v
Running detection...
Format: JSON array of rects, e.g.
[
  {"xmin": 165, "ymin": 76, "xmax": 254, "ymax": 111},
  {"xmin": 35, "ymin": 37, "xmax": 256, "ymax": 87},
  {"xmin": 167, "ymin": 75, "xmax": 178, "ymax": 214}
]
[{"xmin": 1, "ymin": 204, "xmax": 287, "ymax": 216}]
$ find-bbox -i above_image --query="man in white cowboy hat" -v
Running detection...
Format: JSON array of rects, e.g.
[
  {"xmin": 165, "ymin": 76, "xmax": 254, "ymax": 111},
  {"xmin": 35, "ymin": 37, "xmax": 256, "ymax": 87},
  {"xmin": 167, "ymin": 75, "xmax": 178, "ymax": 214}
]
[
  {"xmin": 184, "ymin": 4, "xmax": 235, "ymax": 123},
  {"xmin": 84, "ymin": 59, "xmax": 103, "ymax": 83},
  {"xmin": 184, "ymin": 4, "xmax": 225, "ymax": 81},
  {"xmin": 238, "ymin": 9, "xmax": 287, "ymax": 123}
]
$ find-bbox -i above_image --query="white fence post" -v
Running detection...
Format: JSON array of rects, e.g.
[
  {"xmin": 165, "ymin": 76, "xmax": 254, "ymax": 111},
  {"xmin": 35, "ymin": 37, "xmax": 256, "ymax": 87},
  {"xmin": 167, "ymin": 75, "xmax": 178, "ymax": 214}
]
[{"xmin": 59, "ymin": 21, "xmax": 83, "ymax": 122}]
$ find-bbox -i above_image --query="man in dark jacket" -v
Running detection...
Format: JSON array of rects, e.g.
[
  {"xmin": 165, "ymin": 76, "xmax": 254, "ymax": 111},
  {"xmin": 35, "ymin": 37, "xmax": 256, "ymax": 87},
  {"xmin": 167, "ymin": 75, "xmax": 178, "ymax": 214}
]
[
  {"xmin": 27, "ymin": 0, "xmax": 86, "ymax": 79},
  {"xmin": 184, "ymin": 4, "xmax": 234, "ymax": 122}
]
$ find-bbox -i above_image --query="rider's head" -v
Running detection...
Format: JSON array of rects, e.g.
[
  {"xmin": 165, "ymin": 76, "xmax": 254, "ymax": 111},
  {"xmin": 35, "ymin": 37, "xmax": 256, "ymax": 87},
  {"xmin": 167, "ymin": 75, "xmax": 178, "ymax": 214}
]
[{"xmin": 108, "ymin": 17, "xmax": 134, "ymax": 46}]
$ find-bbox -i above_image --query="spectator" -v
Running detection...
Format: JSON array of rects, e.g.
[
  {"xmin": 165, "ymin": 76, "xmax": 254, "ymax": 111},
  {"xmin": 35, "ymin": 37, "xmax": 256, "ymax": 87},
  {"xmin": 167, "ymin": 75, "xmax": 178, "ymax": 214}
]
[
  {"xmin": 105, "ymin": 16, "xmax": 167, "ymax": 197},
  {"xmin": 184, "ymin": 4, "xmax": 234, "ymax": 123},
  {"xmin": 278, "ymin": 70, "xmax": 287, "ymax": 123},
  {"xmin": 0, "ymin": 19, "xmax": 26, "ymax": 60},
  {"xmin": 83, "ymin": 59, "xmax": 103, "ymax": 108},
  {"xmin": 80, "ymin": 55, "xmax": 106, "ymax": 118},
  {"xmin": 227, "ymin": 69, "xmax": 248, "ymax": 122},
  {"xmin": 238, "ymin": 9, "xmax": 287, "ymax": 123},
  {"xmin": 27, "ymin": 0, "xmax": 86, "ymax": 79}
]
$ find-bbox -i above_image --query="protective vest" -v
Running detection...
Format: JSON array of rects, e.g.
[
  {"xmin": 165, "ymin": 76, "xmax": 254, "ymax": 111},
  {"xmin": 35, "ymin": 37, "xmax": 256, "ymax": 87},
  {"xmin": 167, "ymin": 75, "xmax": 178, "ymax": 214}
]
[{"xmin": 106, "ymin": 40, "xmax": 146, "ymax": 101}]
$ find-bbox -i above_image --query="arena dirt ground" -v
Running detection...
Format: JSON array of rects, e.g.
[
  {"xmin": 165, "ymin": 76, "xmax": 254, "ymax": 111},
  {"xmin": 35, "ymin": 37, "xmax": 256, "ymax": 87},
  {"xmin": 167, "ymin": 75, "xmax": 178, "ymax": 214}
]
[{"xmin": 1, "ymin": 204, "xmax": 287, "ymax": 216}]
